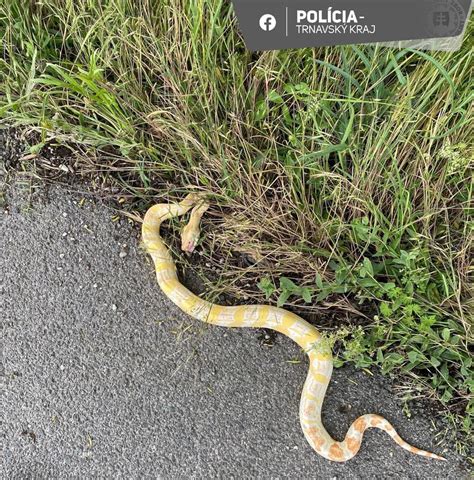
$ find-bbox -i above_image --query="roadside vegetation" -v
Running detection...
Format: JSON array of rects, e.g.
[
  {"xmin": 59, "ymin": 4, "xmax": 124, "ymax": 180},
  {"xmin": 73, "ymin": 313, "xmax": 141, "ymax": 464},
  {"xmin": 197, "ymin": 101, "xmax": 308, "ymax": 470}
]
[{"xmin": 1, "ymin": 1, "xmax": 472, "ymax": 453}]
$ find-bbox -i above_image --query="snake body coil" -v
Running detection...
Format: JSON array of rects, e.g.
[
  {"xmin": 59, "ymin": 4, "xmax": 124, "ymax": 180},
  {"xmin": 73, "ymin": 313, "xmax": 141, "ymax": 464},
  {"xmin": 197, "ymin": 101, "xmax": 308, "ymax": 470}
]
[{"xmin": 142, "ymin": 194, "xmax": 444, "ymax": 462}]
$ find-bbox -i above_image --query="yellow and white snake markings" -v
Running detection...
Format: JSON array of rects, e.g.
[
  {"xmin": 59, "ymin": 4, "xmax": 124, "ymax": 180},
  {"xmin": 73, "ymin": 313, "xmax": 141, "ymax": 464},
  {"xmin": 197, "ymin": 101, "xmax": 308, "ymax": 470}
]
[{"xmin": 142, "ymin": 193, "xmax": 445, "ymax": 463}]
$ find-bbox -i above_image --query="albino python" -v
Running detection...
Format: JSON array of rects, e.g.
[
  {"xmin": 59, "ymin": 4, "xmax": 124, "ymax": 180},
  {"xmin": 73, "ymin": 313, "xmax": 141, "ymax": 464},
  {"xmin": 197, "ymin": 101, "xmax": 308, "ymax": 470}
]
[{"xmin": 142, "ymin": 192, "xmax": 445, "ymax": 462}]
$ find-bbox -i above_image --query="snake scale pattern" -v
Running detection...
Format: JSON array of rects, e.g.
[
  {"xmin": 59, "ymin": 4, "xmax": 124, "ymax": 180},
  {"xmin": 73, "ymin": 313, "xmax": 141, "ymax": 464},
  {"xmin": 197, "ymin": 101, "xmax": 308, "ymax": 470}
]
[{"xmin": 142, "ymin": 193, "xmax": 445, "ymax": 463}]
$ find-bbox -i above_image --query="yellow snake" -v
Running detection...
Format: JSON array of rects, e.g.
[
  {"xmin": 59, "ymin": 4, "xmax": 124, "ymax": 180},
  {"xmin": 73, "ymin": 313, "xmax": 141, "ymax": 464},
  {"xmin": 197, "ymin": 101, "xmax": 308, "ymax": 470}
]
[{"xmin": 142, "ymin": 193, "xmax": 445, "ymax": 463}]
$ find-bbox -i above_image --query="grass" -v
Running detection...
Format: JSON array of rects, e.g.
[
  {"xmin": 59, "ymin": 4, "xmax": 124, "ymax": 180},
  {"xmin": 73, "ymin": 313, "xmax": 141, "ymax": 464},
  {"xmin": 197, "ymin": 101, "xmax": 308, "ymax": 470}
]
[{"xmin": 1, "ymin": 0, "xmax": 473, "ymax": 453}]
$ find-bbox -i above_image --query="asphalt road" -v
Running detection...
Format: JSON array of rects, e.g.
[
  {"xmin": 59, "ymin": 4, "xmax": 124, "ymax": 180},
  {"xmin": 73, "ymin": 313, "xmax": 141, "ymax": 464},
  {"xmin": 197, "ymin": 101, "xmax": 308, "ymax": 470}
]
[{"xmin": 1, "ymin": 183, "xmax": 469, "ymax": 479}]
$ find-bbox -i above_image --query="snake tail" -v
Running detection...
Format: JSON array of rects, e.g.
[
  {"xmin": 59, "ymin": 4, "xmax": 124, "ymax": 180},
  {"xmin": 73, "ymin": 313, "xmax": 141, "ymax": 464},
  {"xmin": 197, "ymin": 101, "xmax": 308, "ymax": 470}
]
[{"xmin": 142, "ymin": 194, "xmax": 446, "ymax": 463}]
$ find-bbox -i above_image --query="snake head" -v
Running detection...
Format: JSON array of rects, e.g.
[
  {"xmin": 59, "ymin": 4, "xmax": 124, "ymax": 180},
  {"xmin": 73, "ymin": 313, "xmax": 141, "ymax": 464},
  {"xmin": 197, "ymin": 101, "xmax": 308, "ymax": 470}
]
[
  {"xmin": 180, "ymin": 200, "xmax": 210, "ymax": 254},
  {"xmin": 181, "ymin": 222, "xmax": 200, "ymax": 254}
]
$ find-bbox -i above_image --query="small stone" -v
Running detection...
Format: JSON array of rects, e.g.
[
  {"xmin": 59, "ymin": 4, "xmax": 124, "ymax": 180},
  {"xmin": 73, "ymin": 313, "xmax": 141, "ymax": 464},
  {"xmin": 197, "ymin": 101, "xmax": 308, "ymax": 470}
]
[
  {"xmin": 119, "ymin": 251, "xmax": 127, "ymax": 258},
  {"xmin": 62, "ymin": 212, "xmax": 67, "ymax": 218},
  {"xmin": 60, "ymin": 365, "xmax": 65, "ymax": 371},
  {"xmin": 93, "ymin": 283, "xmax": 98, "ymax": 288},
  {"xmin": 59, "ymin": 253, "xmax": 65, "ymax": 259},
  {"xmin": 62, "ymin": 232, "xmax": 67, "ymax": 237},
  {"xmin": 111, "ymin": 304, "xmax": 117, "ymax": 311}
]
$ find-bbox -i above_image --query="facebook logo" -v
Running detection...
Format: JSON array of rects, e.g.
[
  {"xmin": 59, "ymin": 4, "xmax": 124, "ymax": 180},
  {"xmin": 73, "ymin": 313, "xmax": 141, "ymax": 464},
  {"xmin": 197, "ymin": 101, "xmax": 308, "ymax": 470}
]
[{"xmin": 259, "ymin": 14, "xmax": 277, "ymax": 31}]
